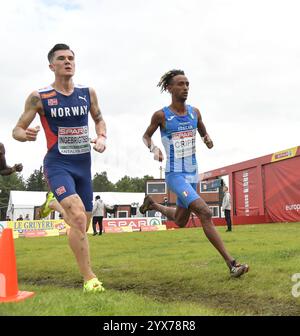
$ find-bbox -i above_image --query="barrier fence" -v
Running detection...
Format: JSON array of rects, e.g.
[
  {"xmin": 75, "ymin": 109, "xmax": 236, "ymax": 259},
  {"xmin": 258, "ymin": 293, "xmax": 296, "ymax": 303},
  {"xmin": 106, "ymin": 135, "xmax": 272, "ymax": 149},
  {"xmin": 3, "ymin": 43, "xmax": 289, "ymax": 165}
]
[{"xmin": 0, "ymin": 217, "xmax": 166, "ymax": 239}]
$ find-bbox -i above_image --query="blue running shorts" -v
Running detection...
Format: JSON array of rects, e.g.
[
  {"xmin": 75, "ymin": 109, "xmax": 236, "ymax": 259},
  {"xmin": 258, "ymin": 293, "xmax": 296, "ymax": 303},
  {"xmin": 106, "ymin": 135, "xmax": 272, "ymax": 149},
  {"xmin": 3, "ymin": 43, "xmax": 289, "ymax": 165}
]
[
  {"xmin": 43, "ymin": 157, "xmax": 93, "ymax": 212},
  {"xmin": 165, "ymin": 172, "xmax": 200, "ymax": 209}
]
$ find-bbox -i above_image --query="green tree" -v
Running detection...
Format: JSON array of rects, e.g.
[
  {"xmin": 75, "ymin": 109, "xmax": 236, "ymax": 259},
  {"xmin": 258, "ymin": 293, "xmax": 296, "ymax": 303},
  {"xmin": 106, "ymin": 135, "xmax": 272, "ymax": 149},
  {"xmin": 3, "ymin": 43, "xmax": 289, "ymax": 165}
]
[
  {"xmin": 115, "ymin": 175, "xmax": 153, "ymax": 192},
  {"xmin": 26, "ymin": 166, "xmax": 48, "ymax": 191},
  {"xmin": 0, "ymin": 173, "xmax": 26, "ymax": 220},
  {"xmin": 92, "ymin": 171, "xmax": 115, "ymax": 192}
]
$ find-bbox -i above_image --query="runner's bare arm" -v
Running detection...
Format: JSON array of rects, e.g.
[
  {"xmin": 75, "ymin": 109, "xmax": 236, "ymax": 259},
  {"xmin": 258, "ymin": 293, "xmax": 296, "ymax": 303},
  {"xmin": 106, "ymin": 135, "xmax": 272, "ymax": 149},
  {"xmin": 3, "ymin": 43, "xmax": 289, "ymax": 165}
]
[
  {"xmin": 194, "ymin": 107, "xmax": 213, "ymax": 149},
  {"xmin": 89, "ymin": 87, "xmax": 106, "ymax": 153},
  {"xmin": 12, "ymin": 91, "xmax": 42, "ymax": 142},
  {"xmin": 142, "ymin": 110, "xmax": 165, "ymax": 161},
  {"xmin": 0, "ymin": 143, "xmax": 23, "ymax": 175}
]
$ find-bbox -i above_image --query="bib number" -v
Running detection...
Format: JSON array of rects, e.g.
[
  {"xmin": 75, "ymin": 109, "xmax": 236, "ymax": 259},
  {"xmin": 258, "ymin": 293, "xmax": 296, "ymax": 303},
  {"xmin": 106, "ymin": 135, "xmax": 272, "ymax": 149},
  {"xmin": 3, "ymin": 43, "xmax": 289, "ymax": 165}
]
[{"xmin": 58, "ymin": 126, "xmax": 90, "ymax": 155}]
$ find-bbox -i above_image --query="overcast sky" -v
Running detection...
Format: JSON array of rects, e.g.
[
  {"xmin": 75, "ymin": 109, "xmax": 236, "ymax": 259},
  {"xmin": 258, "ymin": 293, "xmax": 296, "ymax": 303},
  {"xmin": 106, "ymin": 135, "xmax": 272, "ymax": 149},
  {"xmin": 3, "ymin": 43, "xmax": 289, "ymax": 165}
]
[{"xmin": 1, "ymin": 0, "xmax": 299, "ymax": 183}]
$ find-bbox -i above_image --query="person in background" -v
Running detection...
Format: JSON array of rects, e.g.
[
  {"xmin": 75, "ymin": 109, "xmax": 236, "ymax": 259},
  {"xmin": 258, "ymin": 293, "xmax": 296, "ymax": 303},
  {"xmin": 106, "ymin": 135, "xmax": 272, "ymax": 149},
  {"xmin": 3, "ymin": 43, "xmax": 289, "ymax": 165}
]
[
  {"xmin": 222, "ymin": 186, "xmax": 232, "ymax": 232},
  {"xmin": 92, "ymin": 195, "xmax": 105, "ymax": 236},
  {"xmin": 0, "ymin": 142, "xmax": 23, "ymax": 176}
]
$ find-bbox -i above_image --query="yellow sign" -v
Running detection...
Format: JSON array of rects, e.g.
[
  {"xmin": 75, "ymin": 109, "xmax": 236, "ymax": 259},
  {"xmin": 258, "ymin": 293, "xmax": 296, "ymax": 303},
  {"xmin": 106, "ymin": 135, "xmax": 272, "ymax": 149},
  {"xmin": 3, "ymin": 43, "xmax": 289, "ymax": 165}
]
[
  {"xmin": 7, "ymin": 219, "xmax": 68, "ymax": 237},
  {"xmin": 271, "ymin": 147, "xmax": 298, "ymax": 162}
]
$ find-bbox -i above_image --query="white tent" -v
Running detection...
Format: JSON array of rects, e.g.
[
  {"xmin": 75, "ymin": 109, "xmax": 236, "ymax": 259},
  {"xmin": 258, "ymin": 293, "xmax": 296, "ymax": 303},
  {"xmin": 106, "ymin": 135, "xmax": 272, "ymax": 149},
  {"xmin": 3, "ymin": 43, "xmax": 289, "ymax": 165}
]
[{"xmin": 7, "ymin": 190, "xmax": 145, "ymax": 220}]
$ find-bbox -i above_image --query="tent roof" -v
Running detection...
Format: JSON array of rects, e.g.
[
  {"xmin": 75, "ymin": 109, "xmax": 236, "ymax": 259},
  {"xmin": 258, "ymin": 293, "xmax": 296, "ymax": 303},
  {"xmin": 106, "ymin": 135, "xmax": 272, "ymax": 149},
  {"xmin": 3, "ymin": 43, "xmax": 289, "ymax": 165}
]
[{"xmin": 8, "ymin": 190, "xmax": 145, "ymax": 207}]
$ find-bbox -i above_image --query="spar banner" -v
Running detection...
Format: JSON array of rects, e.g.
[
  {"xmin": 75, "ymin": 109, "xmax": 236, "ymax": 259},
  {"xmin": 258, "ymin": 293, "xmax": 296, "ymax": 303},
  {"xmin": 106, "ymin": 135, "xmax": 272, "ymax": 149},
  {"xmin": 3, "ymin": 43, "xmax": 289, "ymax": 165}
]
[
  {"xmin": 233, "ymin": 168, "xmax": 260, "ymax": 216},
  {"xmin": 264, "ymin": 156, "xmax": 300, "ymax": 222},
  {"xmin": 103, "ymin": 217, "xmax": 162, "ymax": 232}
]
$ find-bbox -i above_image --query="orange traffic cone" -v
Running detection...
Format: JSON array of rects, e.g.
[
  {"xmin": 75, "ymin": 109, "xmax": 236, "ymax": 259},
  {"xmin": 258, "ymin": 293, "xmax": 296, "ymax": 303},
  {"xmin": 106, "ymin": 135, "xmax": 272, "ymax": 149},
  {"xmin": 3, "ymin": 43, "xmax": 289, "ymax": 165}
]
[{"xmin": 0, "ymin": 228, "xmax": 34, "ymax": 303}]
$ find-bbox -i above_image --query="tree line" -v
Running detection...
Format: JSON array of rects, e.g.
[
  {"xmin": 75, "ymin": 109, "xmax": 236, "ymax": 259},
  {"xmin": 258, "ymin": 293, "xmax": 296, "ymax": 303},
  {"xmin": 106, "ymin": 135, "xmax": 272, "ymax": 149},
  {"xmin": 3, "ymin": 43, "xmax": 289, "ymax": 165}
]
[{"xmin": 0, "ymin": 167, "xmax": 152, "ymax": 219}]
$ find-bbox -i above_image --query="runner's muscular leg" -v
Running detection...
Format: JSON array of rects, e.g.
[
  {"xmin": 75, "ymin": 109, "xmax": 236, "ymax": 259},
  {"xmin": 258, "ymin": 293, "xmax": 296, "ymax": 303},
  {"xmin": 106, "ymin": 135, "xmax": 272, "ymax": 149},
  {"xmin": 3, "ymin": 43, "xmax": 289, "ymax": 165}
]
[
  {"xmin": 149, "ymin": 201, "xmax": 191, "ymax": 227},
  {"xmin": 174, "ymin": 206, "xmax": 191, "ymax": 227},
  {"xmin": 60, "ymin": 194, "xmax": 96, "ymax": 281},
  {"xmin": 189, "ymin": 198, "xmax": 234, "ymax": 264}
]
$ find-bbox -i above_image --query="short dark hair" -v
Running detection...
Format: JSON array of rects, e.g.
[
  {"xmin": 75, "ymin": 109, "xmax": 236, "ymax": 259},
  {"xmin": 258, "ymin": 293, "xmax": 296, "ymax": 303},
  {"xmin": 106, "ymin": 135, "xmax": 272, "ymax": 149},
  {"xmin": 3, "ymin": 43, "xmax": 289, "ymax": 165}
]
[
  {"xmin": 157, "ymin": 69, "xmax": 185, "ymax": 92},
  {"xmin": 95, "ymin": 195, "xmax": 100, "ymax": 200},
  {"xmin": 47, "ymin": 43, "xmax": 74, "ymax": 63}
]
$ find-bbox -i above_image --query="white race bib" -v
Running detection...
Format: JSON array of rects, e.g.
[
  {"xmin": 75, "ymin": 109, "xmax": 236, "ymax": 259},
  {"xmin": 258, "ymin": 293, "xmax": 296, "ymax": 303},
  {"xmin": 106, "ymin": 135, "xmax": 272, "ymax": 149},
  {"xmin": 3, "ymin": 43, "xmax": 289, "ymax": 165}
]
[
  {"xmin": 172, "ymin": 129, "xmax": 196, "ymax": 159},
  {"xmin": 58, "ymin": 126, "xmax": 90, "ymax": 155}
]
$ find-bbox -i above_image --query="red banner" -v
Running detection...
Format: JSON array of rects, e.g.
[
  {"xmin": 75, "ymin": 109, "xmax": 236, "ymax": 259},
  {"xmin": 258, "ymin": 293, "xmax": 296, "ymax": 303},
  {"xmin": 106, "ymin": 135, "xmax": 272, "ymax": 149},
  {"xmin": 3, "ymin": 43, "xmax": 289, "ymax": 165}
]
[
  {"xmin": 233, "ymin": 168, "xmax": 259, "ymax": 216},
  {"xmin": 264, "ymin": 157, "xmax": 300, "ymax": 222}
]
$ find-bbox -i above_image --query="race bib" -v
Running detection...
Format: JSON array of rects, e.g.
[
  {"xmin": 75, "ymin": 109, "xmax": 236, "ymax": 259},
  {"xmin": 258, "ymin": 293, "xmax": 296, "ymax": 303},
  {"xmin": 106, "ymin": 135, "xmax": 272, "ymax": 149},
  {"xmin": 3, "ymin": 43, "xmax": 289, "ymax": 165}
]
[
  {"xmin": 172, "ymin": 129, "xmax": 196, "ymax": 159},
  {"xmin": 58, "ymin": 126, "xmax": 90, "ymax": 155}
]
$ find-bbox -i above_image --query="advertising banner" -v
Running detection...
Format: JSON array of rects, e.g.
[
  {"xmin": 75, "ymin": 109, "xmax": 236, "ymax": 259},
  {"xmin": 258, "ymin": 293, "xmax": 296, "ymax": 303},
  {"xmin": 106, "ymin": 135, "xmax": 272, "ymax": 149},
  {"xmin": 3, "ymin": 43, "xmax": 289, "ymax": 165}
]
[
  {"xmin": 233, "ymin": 168, "xmax": 260, "ymax": 216},
  {"xmin": 7, "ymin": 219, "xmax": 68, "ymax": 237},
  {"xmin": 103, "ymin": 217, "xmax": 162, "ymax": 232},
  {"xmin": 264, "ymin": 156, "xmax": 300, "ymax": 222}
]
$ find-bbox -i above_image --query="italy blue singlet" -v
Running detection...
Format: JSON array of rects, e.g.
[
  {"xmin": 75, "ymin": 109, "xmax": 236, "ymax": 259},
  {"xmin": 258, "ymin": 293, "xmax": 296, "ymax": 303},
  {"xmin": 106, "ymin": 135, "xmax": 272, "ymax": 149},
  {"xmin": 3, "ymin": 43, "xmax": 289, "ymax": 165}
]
[
  {"xmin": 160, "ymin": 105, "xmax": 200, "ymax": 208},
  {"xmin": 38, "ymin": 85, "xmax": 93, "ymax": 211}
]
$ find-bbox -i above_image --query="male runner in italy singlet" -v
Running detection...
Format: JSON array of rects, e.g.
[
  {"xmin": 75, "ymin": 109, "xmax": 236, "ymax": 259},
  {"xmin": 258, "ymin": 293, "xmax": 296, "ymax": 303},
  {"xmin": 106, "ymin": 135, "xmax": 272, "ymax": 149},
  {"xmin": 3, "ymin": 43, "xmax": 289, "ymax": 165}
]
[
  {"xmin": 12, "ymin": 43, "xmax": 107, "ymax": 293},
  {"xmin": 139, "ymin": 69, "xmax": 249, "ymax": 278}
]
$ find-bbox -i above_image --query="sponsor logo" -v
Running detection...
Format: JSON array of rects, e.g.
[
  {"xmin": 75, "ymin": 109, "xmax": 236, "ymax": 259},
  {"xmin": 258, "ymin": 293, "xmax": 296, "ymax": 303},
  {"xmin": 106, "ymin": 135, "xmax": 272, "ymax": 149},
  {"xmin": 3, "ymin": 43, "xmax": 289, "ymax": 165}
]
[
  {"xmin": 286, "ymin": 204, "xmax": 300, "ymax": 212},
  {"xmin": 41, "ymin": 91, "xmax": 57, "ymax": 99},
  {"xmin": 55, "ymin": 186, "xmax": 66, "ymax": 196},
  {"xmin": 149, "ymin": 218, "xmax": 161, "ymax": 226},
  {"xmin": 48, "ymin": 98, "xmax": 58, "ymax": 106},
  {"xmin": 167, "ymin": 116, "xmax": 175, "ymax": 121},
  {"xmin": 78, "ymin": 95, "xmax": 87, "ymax": 103},
  {"xmin": 182, "ymin": 191, "xmax": 189, "ymax": 197},
  {"xmin": 271, "ymin": 146, "xmax": 298, "ymax": 162},
  {"xmin": 59, "ymin": 127, "xmax": 87, "ymax": 136}
]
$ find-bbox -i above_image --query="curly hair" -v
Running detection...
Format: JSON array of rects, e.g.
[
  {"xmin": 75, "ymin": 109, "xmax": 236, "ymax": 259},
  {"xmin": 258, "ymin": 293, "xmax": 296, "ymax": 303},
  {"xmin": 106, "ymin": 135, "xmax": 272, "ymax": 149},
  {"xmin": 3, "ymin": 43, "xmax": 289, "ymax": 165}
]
[{"xmin": 157, "ymin": 69, "xmax": 185, "ymax": 92}]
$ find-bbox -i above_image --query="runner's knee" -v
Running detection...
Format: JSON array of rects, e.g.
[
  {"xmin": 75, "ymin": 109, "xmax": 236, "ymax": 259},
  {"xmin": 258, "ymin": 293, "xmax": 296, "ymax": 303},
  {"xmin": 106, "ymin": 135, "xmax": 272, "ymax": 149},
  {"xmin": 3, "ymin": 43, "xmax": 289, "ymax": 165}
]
[
  {"xmin": 175, "ymin": 218, "xmax": 189, "ymax": 228},
  {"xmin": 69, "ymin": 211, "xmax": 87, "ymax": 233},
  {"xmin": 199, "ymin": 206, "xmax": 212, "ymax": 223}
]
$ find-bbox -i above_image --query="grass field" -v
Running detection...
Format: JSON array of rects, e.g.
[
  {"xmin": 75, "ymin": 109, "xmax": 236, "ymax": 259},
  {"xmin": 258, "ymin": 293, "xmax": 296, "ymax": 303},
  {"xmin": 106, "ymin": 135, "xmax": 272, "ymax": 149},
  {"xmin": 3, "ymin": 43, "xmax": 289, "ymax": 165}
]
[{"xmin": 1, "ymin": 223, "xmax": 300, "ymax": 316}]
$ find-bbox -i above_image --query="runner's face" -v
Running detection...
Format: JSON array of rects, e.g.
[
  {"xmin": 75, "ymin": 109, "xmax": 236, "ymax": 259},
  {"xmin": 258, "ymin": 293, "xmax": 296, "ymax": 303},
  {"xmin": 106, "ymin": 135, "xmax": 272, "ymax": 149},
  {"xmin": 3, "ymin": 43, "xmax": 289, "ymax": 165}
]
[
  {"xmin": 168, "ymin": 75, "xmax": 189, "ymax": 102},
  {"xmin": 49, "ymin": 50, "xmax": 75, "ymax": 77}
]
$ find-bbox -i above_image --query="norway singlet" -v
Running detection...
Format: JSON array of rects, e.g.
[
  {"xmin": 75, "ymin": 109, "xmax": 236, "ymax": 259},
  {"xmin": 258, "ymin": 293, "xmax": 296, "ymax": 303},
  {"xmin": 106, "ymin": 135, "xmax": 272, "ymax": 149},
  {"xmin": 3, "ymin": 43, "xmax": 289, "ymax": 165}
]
[
  {"xmin": 38, "ymin": 85, "xmax": 93, "ymax": 211},
  {"xmin": 160, "ymin": 105, "xmax": 200, "ymax": 208}
]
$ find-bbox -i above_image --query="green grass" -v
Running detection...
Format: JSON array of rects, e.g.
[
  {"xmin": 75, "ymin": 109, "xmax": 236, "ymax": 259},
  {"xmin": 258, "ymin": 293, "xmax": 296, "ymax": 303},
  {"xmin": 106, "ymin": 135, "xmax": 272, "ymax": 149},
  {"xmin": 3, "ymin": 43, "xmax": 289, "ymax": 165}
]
[{"xmin": 1, "ymin": 223, "xmax": 300, "ymax": 316}]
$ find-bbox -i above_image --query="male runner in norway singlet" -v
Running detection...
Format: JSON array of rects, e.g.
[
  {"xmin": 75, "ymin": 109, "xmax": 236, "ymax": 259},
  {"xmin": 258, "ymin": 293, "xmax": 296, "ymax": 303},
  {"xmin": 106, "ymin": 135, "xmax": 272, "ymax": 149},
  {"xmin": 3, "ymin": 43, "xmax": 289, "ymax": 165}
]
[
  {"xmin": 139, "ymin": 69, "xmax": 249, "ymax": 278},
  {"xmin": 12, "ymin": 44, "xmax": 107, "ymax": 293}
]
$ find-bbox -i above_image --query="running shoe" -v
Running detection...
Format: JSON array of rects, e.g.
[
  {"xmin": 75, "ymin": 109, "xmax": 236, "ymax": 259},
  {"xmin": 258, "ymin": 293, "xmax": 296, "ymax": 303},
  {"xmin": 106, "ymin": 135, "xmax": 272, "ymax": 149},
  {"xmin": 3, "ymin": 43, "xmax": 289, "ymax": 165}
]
[
  {"xmin": 139, "ymin": 195, "xmax": 154, "ymax": 214},
  {"xmin": 39, "ymin": 191, "xmax": 55, "ymax": 219},
  {"xmin": 83, "ymin": 278, "xmax": 105, "ymax": 293},
  {"xmin": 229, "ymin": 260, "xmax": 249, "ymax": 278}
]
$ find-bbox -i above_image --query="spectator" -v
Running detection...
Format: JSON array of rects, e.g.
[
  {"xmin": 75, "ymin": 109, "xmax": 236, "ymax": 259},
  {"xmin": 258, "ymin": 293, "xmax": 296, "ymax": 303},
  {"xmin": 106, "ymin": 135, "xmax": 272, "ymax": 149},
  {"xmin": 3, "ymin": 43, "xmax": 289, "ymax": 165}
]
[
  {"xmin": 16, "ymin": 215, "xmax": 24, "ymax": 221},
  {"xmin": 222, "ymin": 186, "xmax": 232, "ymax": 232},
  {"xmin": 92, "ymin": 195, "xmax": 105, "ymax": 236}
]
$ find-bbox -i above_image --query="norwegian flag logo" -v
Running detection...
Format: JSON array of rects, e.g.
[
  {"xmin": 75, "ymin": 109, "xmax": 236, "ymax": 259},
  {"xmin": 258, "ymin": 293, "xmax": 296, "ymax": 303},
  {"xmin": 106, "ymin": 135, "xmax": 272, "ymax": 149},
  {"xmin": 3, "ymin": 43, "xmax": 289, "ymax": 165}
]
[
  {"xmin": 55, "ymin": 186, "xmax": 66, "ymax": 196},
  {"xmin": 48, "ymin": 98, "xmax": 58, "ymax": 106}
]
